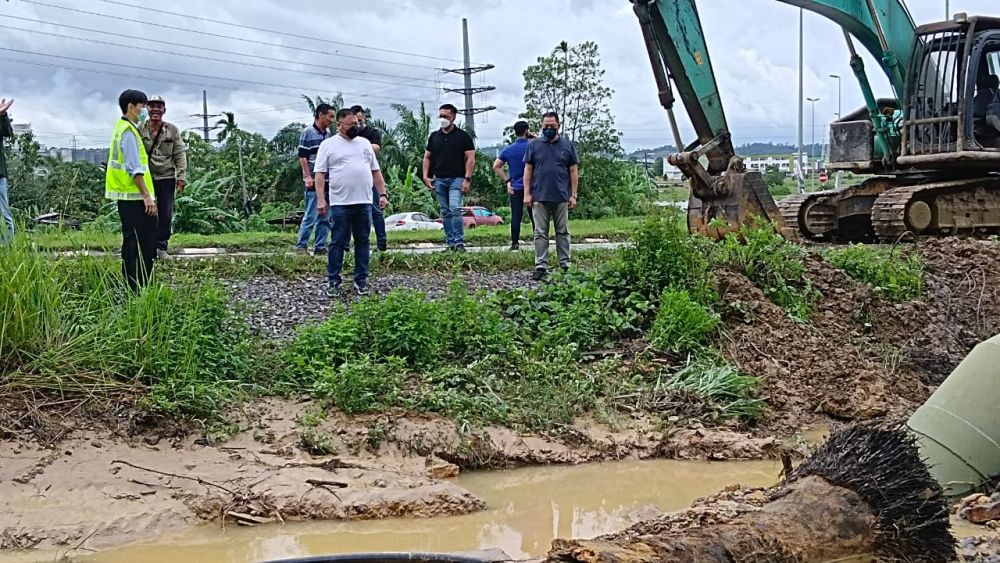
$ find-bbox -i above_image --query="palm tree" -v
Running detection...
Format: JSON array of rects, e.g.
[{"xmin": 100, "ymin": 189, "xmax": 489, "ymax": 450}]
[
  {"xmin": 215, "ymin": 111, "xmax": 239, "ymax": 143},
  {"xmin": 301, "ymin": 93, "xmax": 344, "ymax": 116},
  {"xmin": 383, "ymin": 103, "xmax": 431, "ymax": 171}
]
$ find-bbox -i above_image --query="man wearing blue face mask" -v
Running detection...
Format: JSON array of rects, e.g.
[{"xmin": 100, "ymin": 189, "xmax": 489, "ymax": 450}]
[
  {"xmin": 106, "ymin": 89, "xmax": 158, "ymax": 292},
  {"xmin": 523, "ymin": 111, "xmax": 579, "ymax": 281}
]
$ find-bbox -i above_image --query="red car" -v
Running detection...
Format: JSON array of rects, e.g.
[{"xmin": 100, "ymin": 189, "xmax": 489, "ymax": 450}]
[{"xmin": 437, "ymin": 207, "xmax": 504, "ymax": 229}]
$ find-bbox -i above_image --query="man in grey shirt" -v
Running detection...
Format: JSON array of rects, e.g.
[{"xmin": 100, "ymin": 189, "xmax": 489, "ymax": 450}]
[{"xmin": 524, "ymin": 111, "xmax": 579, "ymax": 281}]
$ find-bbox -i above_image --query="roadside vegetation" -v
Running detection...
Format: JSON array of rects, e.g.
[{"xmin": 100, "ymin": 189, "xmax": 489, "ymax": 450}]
[{"xmin": 824, "ymin": 245, "xmax": 925, "ymax": 302}]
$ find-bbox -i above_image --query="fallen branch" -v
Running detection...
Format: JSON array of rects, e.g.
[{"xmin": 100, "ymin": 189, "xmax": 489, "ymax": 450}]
[
  {"xmin": 305, "ymin": 478, "xmax": 348, "ymax": 488},
  {"xmin": 111, "ymin": 459, "xmax": 238, "ymax": 496}
]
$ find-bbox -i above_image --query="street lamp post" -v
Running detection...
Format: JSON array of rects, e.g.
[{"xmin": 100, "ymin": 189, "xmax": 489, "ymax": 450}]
[
  {"xmin": 946, "ymin": 0, "xmax": 950, "ymax": 20},
  {"xmin": 807, "ymin": 97, "xmax": 819, "ymax": 188},
  {"xmin": 829, "ymin": 74, "xmax": 842, "ymax": 189}
]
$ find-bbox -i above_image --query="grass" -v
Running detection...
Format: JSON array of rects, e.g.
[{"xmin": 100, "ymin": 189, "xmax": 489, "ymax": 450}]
[
  {"xmin": 29, "ymin": 216, "xmax": 644, "ymax": 253},
  {"xmin": 823, "ymin": 244, "xmax": 925, "ymax": 302}
]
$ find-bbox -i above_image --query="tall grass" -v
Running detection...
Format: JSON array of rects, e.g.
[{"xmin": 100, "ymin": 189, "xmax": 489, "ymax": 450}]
[{"xmin": 1, "ymin": 238, "xmax": 254, "ymax": 418}]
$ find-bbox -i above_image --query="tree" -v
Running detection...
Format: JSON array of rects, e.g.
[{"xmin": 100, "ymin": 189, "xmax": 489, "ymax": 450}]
[
  {"xmin": 519, "ymin": 40, "xmax": 622, "ymax": 156},
  {"xmin": 301, "ymin": 94, "xmax": 344, "ymax": 116},
  {"xmin": 762, "ymin": 164, "xmax": 786, "ymax": 188},
  {"xmin": 215, "ymin": 112, "xmax": 238, "ymax": 143},
  {"xmin": 271, "ymin": 122, "xmax": 307, "ymax": 156},
  {"xmin": 652, "ymin": 156, "xmax": 665, "ymax": 178}
]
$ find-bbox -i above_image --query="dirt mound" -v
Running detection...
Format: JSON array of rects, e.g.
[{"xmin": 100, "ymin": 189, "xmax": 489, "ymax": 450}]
[{"xmin": 720, "ymin": 239, "xmax": 1000, "ymax": 428}]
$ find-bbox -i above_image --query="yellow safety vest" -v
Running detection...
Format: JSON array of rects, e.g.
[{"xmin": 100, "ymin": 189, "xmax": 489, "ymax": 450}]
[{"xmin": 105, "ymin": 118, "xmax": 151, "ymax": 201}]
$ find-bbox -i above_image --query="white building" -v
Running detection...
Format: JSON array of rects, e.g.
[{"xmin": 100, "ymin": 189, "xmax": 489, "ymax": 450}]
[
  {"xmin": 12, "ymin": 122, "xmax": 32, "ymax": 136},
  {"xmin": 661, "ymin": 157, "xmax": 686, "ymax": 181}
]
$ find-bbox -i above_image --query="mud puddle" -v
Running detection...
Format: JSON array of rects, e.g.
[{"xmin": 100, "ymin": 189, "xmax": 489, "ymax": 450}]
[{"xmin": 4, "ymin": 459, "xmax": 781, "ymax": 562}]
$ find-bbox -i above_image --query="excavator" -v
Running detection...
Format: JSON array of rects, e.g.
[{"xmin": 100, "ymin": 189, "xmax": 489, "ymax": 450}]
[{"xmin": 632, "ymin": 0, "xmax": 1000, "ymax": 242}]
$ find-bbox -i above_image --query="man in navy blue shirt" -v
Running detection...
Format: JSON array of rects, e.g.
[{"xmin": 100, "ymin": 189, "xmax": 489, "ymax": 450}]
[
  {"xmin": 524, "ymin": 111, "xmax": 579, "ymax": 281},
  {"xmin": 295, "ymin": 104, "xmax": 334, "ymax": 255},
  {"xmin": 492, "ymin": 121, "xmax": 534, "ymax": 250}
]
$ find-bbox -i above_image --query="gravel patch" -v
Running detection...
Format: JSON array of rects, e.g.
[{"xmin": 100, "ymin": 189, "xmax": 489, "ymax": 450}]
[{"xmin": 229, "ymin": 271, "xmax": 541, "ymax": 339}]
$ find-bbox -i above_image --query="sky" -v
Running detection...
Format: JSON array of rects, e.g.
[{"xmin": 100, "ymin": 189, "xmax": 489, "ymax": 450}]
[{"xmin": 0, "ymin": 0, "xmax": 996, "ymax": 152}]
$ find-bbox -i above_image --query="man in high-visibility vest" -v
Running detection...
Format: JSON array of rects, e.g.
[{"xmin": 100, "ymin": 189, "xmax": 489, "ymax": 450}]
[{"xmin": 106, "ymin": 89, "xmax": 158, "ymax": 292}]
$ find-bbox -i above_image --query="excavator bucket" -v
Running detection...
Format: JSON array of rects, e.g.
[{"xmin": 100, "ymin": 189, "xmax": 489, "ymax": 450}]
[{"xmin": 685, "ymin": 169, "xmax": 794, "ymax": 240}]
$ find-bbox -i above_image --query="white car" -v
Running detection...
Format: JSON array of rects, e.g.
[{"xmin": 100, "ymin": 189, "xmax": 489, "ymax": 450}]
[{"xmin": 384, "ymin": 212, "xmax": 443, "ymax": 231}]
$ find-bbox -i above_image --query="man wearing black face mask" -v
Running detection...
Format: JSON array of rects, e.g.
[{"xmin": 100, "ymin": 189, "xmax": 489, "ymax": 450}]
[
  {"xmin": 315, "ymin": 109, "xmax": 389, "ymax": 297},
  {"xmin": 523, "ymin": 111, "xmax": 579, "ymax": 281}
]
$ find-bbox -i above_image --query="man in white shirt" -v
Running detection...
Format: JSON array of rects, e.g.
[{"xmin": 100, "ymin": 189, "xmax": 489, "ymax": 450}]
[{"xmin": 315, "ymin": 108, "xmax": 389, "ymax": 296}]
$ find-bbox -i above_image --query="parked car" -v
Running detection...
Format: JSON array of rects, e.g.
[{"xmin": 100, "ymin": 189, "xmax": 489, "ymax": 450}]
[
  {"xmin": 385, "ymin": 212, "xmax": 443, "ymax": 231},
  {"xmin": 436, "ymin": 207, "xmax": 504, "ymax": 229}
]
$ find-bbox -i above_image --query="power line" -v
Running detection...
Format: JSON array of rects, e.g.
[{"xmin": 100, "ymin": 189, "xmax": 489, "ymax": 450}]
[
  {"xmin": 91, "ymin": 0, "xmax": 468, "ymax": 65},
  {"xmin": 18, "ymin": 0, "xmax": 448, "ymax": 71},
  {"xmin": 0, "ymin": 16, "xmax": 456, "ymax": 86},
  {"xmin": 0, "ymin": 47, "xmax": 435, "ymax": 104},
  {"xmin": 0, "ymin": 55, "xmax": 437, "ymax": 105},
  {"xmin": 0, "ymin": 23, "xmax": 454, "ymax": 91}
]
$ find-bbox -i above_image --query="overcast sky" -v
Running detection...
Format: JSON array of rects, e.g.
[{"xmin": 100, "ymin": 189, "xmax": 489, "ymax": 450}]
[{"xmin": 0, "ymin": 0, "xmax": 995, "ymax": 152}]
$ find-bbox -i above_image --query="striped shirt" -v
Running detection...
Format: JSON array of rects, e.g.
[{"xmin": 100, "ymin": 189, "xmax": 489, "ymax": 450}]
[{"xmin": 298, "ymin": 124, "xmax": 330, "ymax": 175}]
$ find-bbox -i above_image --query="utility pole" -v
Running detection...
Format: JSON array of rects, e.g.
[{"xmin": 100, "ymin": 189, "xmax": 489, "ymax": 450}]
[
  {"xmin": 796, "ymin": 8, "xmax": 806, "ymax": 194},
  {"xmin": 441, "ymin": 19, "xmax": 496, "ymax": 137},
  {"xmin": 808, "ymin": 97, "xmax": 819, "ymax": 187},
  {"xmin": 190, "ymin": 90, "xmax": 220, "ymax": 142},
  {"xmin": 946, "ymin": 0, "xmax": 950, "ymax": 20},
  {"xmin": 829, "ymin": 74, "xmax": 843, "ymax": 189}
]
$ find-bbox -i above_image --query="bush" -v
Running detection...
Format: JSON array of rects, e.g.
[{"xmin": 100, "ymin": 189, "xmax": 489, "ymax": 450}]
[
  {"xmin": 312, "ymin": 356, "xmax": 406, "ymax": 414},
  {"xmin": 649, "ymin": 289, "xmax": 720, "ymax": 353},
  {"xmin": 715, "ymin": 221, "xmax": 818, "ymax": 320},
  {"xmin": 824, "ymin": 245, "xmax": 924, "ymax": 302},
  {"xmin": 358, "ymin": 289, "xmax": 444, "ymax": 367},
  {"xmin": 284, "ymin": 306, "xmax": 362, "ymax": 387}
]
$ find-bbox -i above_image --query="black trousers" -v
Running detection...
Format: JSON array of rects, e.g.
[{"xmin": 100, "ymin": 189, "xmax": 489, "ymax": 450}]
[
  {"xmin": 117, "ymin": 200, "xmax": 158, "ymax": 292},
  {"xmin": 509, "ymin": 190, "xmax": 533, "ymax": 244},
  {"xmin": 153, "ymin": 178, "xmax": 176, "ymax": 251}
]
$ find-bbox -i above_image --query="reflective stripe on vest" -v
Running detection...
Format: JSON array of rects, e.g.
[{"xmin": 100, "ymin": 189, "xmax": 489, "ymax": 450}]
[{"xmin": 105, "ymin": 118, "xmax": 151, "ymax": 201}]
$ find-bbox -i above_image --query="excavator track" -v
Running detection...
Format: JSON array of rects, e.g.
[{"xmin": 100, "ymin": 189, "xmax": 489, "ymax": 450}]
[
  {"xmin": 775, "ymin": 179, "xmax": 895, "ymax": 243},
  {"xmin": 871, "ymin": 177, "xmax": 1000, "ymax": 241}
]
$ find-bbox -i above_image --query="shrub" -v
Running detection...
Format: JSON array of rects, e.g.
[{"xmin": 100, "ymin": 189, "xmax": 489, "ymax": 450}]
[
  {"xmin": 358, "ymin": 289, "xmax": 445, "ymax": 367},
  {"xmin": 715, "ymin": 221, "xmax": 818, "ymax": 320},
  {"xmin": 649, "ymin": 289, "xmax": 720, "ymax": 353},
  {"xmin": 824, "ymin": 245, "xmax": 924, "ymax": 302},
  {"xmin": 436, "ymin": 281, "xmax": 516, "ymax": 361},
  {"xmin": 312, "ymin": 356, "xmax": 406, "ymax": 414},
  {"xmin": 284, "ymin": 306, "xmax": 362, "ymax": 387}
]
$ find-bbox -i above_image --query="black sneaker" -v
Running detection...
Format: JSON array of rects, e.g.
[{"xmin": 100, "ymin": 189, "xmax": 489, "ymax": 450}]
[
  {"xmin": 325, "ymin": 284, "xmax": 342, "ymax": 298},
  {"xmin": 313, "ymin": 247, "xmax": 327, "ymax": 256},
  {"xmin": 354, "ymin": 280, "xmax": 370, "ymax": 296},
  {"xmin": 454, "ymin": 244, "xmax": 467, "ymax": 253},
  {"xmin": 509, "ymin": 242, "xmax": 519, "ymax": 251},
  {"xmin": 377, "ymin": 241, "xmax": 387, "ymax": 252},
  {"xmin": 531, "ymin": 268, "xmax": 548, "ymax": 281}
]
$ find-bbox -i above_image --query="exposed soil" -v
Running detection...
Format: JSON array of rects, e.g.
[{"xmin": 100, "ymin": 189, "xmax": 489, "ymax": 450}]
[{"xmin": 721, "ymin": 238, "xmax": 1000, "ymax": 428}]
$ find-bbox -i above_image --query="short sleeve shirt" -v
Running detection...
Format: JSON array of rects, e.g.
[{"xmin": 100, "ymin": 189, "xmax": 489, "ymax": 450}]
[
  {"xmin": 426, "ymin": 127, "xmax": 475, "ymax": 179},
  {"xmin": 524, "ymin": 136, "xmax": 579, "ymax": 203},
  {"xmin": 498, "ymin": 138, "xmax": 530, "ymax": 190},
  {"xmin": 298, "ymin": 124, "xmax": 330, "ymax": 176},
  {"xmin": 314, "ymin": 135, "xmax": 380, "ymax": 206},
  {"xmin": 358, "ymin": 125, "xmax": 382, "ymax": 148}
]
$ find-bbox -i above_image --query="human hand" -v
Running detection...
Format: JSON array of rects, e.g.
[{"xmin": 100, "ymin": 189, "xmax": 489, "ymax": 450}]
[
  {"xmin": 317, "ymin": 199, "xmax": 328, "ymax": 217},
  {"xmin": 569, "ymin": 196, "xmax": 577, "ymax": 209},
  {"xmin": 143, "ymin": 195, "xmax": 157, "ymax": 216},
  {"xmin": 524, "ymin": 193, "xmax": 532, "ymax": 207},
  {"xmin": 379, "ymin": 195, "xmax": 388, "ymax": 210},
  {"xmin": 176, "ymin": 179, "xmax": 186, "ymax": 193},
  {"xmin": 304, "ymin": 176, "xmax": 315, "ymax": 190},
  {"xmin": 461, "ymin": 179, "xmax": 470, "ymax": 193},
  {"xmin": 506, "ymin": 181, "xmax": 514, "ymax": 195},
  {"xmin": 0, "ymin": 99, "xmax": 13, "ymax": 115},
  {"xmin": 423, "ymin": 177, "xmax": 434, "ymax": 191}
]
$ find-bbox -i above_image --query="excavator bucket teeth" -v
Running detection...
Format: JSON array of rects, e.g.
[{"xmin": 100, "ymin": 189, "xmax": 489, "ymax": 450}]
[{"xmin": 686, "ymin": 171, "xmax": 792, "ymax": 240}]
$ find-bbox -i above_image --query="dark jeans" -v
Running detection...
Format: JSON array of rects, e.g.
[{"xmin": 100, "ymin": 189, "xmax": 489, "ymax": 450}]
[
  {"xmin": 371, "ymin": 186, "xmax": 387, "ymax": 247},
  {"xmin": 117, "ymin": 200, "xmax": 158, "ymax": 292},
  {"xmin": 509, "ymin": 190, "xmax": 533, "ymax": 244},
  {"xmin": 153, "ymin": 178, "xmax": 176, "ymax": 251},
  {"xmin": 328, "ymin": 204, "xmax": 372, "ymax": 286}
]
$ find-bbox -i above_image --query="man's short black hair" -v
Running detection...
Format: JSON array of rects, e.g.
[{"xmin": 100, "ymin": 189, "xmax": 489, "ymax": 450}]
[
  {"xmin": 349, "ymin": 105, "xmax": 365, "ymax": 114},
  {"xmin": 315, "ymin": 103, "xmax": 334, "ymax": 118},
  {"xmin": 513, "ymin": 121, "xmax": 530, "ymax": 136},
  {"xmin": 336, "ymin": 108, "xmax": 355, "ymax": 121},
  {"xmin": 439, "ymin": 103, "xmax": 458, "ymax": 117},
  {"xmin": 541, "ymin": 111, "xmax": 560, "ymax": 124},
  {"xmin": 118, "ymin": 89, "xmax": 148, "ymax": 114}
]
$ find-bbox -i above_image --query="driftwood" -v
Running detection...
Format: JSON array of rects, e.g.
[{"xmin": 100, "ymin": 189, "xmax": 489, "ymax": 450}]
[{"xmin": 547, "ymin": 427, "xmax": 956, "ymax": 563}]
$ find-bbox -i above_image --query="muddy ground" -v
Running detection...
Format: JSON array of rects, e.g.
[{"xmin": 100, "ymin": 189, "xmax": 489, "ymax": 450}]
[{"xmin": 3, "ymin": 238, "xmax": 1000, "ymax": 555}]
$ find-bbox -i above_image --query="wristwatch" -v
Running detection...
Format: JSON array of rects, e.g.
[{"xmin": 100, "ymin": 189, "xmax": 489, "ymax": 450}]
[{"xmin": 464, "ymin": 176, "xmax": 472, "ymax": 181}]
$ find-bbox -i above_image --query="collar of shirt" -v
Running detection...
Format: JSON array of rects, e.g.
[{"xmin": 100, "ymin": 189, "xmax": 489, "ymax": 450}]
[{"xmin": 313, "ymin": 124, "xmax": 328, "ymax": 135}]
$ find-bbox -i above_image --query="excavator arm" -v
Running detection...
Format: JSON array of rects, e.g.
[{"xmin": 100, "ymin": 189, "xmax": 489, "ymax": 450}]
[{"xmin": 632, "ymin": 0, "xmax": 919, "ymax": 238}]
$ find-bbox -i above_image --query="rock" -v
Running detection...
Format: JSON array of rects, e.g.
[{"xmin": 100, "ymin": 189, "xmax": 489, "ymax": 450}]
[
  {"xmin": 425, "ymin": 457, "xmax": 460, "ymax": 479},
  {"xmin": 143, "ymin": 435, "xmax": 161, "ymax": 446},
  {"xmin": 965, "ymin": 502, "xmax": 1000, "ymax": 525}
]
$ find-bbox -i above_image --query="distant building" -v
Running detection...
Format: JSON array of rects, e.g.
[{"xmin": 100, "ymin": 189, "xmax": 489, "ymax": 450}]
[
  {"xmin": 745, "ymin": 155, "xmax": 817, "ymax": 174},
  {"xmin": 45, "ymin": 147, "xmax": 109, "ymax": 166},
  {"xmin": 12, "ymin": 122, "xmax": 32, "ymax": 136},
  {"xmin": 661, "ymin": 157, "xmax": 685, "ymax": 181}
]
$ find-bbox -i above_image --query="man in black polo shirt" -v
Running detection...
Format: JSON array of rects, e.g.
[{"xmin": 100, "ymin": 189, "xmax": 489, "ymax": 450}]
[
  {"xmin": 423, "ymin": 103, "xmax": 476, "ymax": 251},
  {"xmin": 524, "ymin": 111, "xmax": 579, "ymax": 281},
  {"xmin": 350, "ymin": 105, "xmax": 388, "ymax": 251}
]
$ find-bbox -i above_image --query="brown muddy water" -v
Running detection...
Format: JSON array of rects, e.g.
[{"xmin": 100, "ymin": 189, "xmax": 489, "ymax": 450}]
[{"xmin": 3, "ymin": 459, "xmax": 782, "ymax": 562}]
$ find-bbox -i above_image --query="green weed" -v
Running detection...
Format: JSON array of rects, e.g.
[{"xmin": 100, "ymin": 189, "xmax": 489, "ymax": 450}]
[
  {"xmin": 312, "ymin": 356, "xmax": 406, "ymax": 415},
  {"xmin": 667, "ymin": 360, "xmax": 766, "ymax": 421},
  {"xmin": 649, "ymin": 289, "xmax": 720, "ymax": 353},
  {"xmin": 824, "ymin": 245, "xmax": 924, "ymax": 302}
]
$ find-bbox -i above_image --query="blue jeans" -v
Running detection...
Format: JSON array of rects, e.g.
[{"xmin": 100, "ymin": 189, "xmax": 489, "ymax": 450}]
[
  {"xmin": 327, "ymin": 204, "xmax": 371, "ymax": 286},
  {"xmin": 434, "ymin": 177, "xmax": 464, "ymax": 247},
  {"xmin": 0, "ymin": 177, "xmax": 12, "ymax": 244},
  {"xmin": 371, "ymin": 186, "xmax": 387, "ymax": 247},
  {"xmin": 296, "ymin": 189, "xmax": 330, "ymax": 251}
]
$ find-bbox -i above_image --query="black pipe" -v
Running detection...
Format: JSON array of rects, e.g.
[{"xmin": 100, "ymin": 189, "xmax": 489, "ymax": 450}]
[{"xmin": 261, "ymin": 553, "xmax": 503, "ymax": 563}]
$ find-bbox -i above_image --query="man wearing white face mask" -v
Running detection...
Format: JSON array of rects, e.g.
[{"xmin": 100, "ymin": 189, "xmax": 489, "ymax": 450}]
[{"xmin": 422, "ymin": 103, "xmax": 476, "ymax": 251}]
